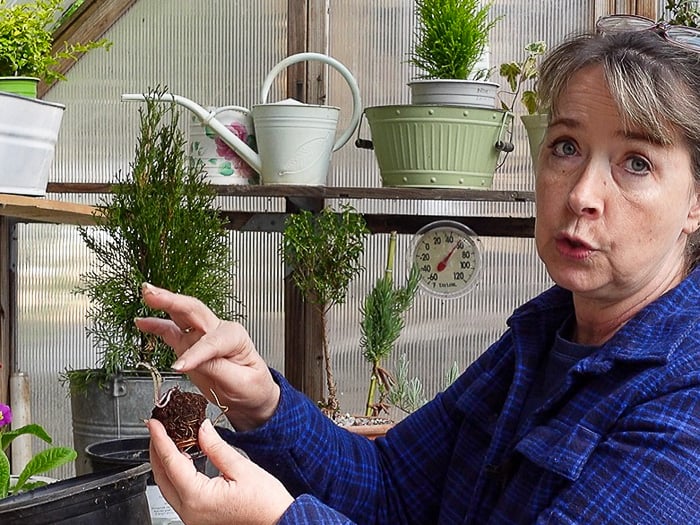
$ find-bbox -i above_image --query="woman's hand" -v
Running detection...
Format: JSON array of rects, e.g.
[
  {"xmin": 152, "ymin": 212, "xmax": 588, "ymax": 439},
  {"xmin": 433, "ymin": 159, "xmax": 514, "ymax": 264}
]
[
  {"xmin": 147, "ymin": 418, "xmax": 294, "ymax": 525},
  {"xmin": 135, "ymin": 283, "xmax": 279, "ymax": 431}
]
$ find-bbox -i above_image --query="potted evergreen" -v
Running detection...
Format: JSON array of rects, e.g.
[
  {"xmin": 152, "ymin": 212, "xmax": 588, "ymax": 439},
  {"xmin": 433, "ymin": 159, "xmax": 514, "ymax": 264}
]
[
  {"xmin": 64, "ymin": 89, "xmax": 239, "ymax": 474},
  {"xmin": 280, "ymin": 204, "xmax": 369, "ymax": 417},
  {"xmin": 499, "ymin": 41, "xmax": 548, "ymax": 168},
  {"xmin": 356, "ymin": 0, "xmax": 513, "ymax": 189},
  {"xmin": 360, "ymin": 232, "xmax": 419, "ymax": 419},
  {"xmin": 407, "ymin": 0, "xmax": 500, "ymax": 106},
  {"xmin": 0, "ymin": 0, "xmax": 111, "ymax": 97}
]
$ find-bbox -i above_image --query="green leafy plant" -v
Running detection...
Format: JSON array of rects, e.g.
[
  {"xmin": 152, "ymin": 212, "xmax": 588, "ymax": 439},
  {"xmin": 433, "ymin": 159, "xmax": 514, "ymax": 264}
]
[
  {"xmin": 69, "ymin": 88, "xmax": 238, "ymax": 387},
  {"xmin": 0, "ymin": 403, "xmax": 76, "ymax": 498},
  {"xmin": 360, "ymin": 232, "xmax": 420, "ymax": 417},
  {"xmin": 410, "ymin": 0, "xmax": 500, "ymax": 79},
  {"xmin": 280, "ymin": 204, "xmax": 369, "ymax": 415},
  {"xmin": 0, "ymin": 0, "xmax": 111, "ymax": 84},
  {"xmin": 498, "ymin": 41, "xmax": 547, "ymax": 114},
  {"xmin": 663, "ymin": 0, "xmax": 699, "ymax": 27}
]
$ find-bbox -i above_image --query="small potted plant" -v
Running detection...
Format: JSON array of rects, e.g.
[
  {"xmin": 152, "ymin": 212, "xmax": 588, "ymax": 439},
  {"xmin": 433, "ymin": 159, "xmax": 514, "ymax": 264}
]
[
  {"xmin": 0, "ymin": 402, "xmax": 76, "ymax": 498},
  {"xmin": 0, "ymin": 0, "xmax": 111, "ymax": 196},
  {"xmin": 357, "ymin": 0, "xmax": 513, "ymax": 189},
  {"xmin": 280, "ymin": 204, "xmax": 369, "ymax": 416},
  {"xmin": 0, "ymin": 0, "xmax": 111, "ymax": 97},
  {"xmin": 350, "ymin": 232, "xmax": 419, "ymax": 438},
  {"xmin": 499, "ymin": 40, "xmax": 548, "ymax": 168},
  {"xmin": 407, "ymin": 0, "xmax": 501, "ymax": 106},
  {"xmin": 360, "ymin": 232, "xmax": 419, "ymax": 418},
  {"xmin": 64, "ymin": 88, "xmax": 239, "ymax": 474}
]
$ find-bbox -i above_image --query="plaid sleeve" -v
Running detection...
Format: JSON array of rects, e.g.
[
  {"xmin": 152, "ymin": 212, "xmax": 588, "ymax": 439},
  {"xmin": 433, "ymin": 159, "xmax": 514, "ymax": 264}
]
[{"xmin": 279, "ymin": 494, "xmax": 355, "ymax": 524}]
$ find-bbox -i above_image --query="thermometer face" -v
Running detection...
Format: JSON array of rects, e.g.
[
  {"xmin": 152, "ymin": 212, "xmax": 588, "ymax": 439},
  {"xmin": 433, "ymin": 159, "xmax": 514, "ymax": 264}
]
[{"xmin": 410, "ymin": 220, "xmax": 482, "ymax": 298}]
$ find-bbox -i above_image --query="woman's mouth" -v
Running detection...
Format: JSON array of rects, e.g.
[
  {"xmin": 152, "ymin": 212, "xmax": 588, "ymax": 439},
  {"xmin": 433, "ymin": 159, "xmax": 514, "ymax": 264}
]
[{"xmin": 555, "ymin": 234, "xmax": 594, "ymax": 260}]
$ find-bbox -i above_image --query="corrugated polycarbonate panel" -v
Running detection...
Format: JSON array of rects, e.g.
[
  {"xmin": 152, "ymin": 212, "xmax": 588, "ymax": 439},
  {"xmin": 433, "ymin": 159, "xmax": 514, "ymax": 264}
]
[
  {"xmin": 15, "ymin": 0, "xmax": 287, "ymax": 479},
  {"xmin": 14, "ymin": 0, "xmax": 618, "ymax": 479}
]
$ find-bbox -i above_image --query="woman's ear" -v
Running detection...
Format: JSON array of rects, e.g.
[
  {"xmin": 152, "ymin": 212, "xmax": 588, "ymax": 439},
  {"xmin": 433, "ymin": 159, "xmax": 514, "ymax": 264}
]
[{"xmin": 684, "ymin": 189, "xmax": 700, "ymax": 234}]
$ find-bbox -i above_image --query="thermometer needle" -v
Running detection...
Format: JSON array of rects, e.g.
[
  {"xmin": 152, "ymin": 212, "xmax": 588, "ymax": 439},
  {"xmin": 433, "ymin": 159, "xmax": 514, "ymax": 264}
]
[{"xmin": 436, "ymin": 240, "xmax": 463, "ymax": 272}]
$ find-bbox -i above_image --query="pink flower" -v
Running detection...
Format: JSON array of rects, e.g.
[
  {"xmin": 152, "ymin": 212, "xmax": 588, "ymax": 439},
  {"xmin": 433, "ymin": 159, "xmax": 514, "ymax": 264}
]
[
  {"xmin": 0, "ymin": 404, "xmax": 11, "ymax": 428},
  {"xmin": 214, "ymin": 122, "xmax": 256, "ymax": 180}
]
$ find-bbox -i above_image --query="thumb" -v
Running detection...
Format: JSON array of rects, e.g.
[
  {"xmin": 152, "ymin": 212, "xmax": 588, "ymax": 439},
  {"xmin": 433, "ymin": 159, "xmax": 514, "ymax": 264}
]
[{"xmin": 198, "ymin": 419, "xmax": 248, "ymax": 479}]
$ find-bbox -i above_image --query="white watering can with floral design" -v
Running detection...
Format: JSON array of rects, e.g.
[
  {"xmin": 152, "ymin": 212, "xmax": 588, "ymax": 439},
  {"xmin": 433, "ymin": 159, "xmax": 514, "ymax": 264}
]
[{"xmin": 122, "ymin": 53, "xmax": 362, "ymax": 186}]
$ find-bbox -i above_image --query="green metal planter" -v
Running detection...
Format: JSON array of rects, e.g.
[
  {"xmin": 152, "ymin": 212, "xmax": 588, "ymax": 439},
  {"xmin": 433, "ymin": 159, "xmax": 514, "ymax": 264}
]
[
  {"xmin": 359, "ymin": 105, "xmax": 513, "ymax": 189},
  {"xmin": 520, "ymin": 113, "xmax": 548, "ymax": 170}
]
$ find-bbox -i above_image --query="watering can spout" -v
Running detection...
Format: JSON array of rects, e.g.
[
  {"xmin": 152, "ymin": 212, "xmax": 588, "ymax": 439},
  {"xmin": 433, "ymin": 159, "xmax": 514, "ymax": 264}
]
[{"xmin": 120, "ymin": 92, "xmax": 263, "ymax": 175}]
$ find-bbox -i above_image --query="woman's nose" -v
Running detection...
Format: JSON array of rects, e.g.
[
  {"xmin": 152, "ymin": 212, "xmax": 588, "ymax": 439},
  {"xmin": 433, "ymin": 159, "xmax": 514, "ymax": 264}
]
[{"xmin": 567, "ymin": 160, "xmax": 606, "ymax": 218}]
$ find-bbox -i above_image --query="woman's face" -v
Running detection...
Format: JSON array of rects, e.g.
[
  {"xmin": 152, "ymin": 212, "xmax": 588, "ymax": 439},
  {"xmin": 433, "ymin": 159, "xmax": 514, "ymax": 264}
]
[{"xmin": 535, "ymin": 65, "xmax": 700, "ymax": 306}]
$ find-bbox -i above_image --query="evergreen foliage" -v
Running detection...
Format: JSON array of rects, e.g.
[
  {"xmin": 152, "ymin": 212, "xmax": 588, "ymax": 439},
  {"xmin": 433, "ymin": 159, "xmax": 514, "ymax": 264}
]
[
  {"xmin": 410, "ymin": 0, "xmax": 499, "ymax": 79},
  {"xmin": 280, "ymin": 204, "xmax": 369, "ymax": 414},
  {"xmin": 74, "ymin": 91, "xmax": 237, "ymax": 379},
  {"xmin": 360, "ymin": 232, "xmax": 420, "ymax": 416}
]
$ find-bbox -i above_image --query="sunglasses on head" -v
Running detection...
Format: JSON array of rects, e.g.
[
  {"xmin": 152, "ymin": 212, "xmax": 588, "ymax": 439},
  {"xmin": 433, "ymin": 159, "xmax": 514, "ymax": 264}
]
[{"xmin": 596, "ymin": 14, "xmax": 700, "ymax": 52}]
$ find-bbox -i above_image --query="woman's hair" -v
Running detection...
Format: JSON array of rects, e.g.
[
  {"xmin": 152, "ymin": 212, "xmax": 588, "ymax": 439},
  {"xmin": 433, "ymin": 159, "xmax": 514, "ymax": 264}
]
[{"xmin": 537, "ymin": 30, "xmax": 700, "ymax": 271}]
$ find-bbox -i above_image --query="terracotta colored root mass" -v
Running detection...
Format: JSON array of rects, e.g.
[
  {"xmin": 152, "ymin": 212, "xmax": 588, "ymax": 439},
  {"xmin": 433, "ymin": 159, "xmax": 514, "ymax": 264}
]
[{"xmin": 151, "ymin": 386, "xmax": 208, "ymax": 452}]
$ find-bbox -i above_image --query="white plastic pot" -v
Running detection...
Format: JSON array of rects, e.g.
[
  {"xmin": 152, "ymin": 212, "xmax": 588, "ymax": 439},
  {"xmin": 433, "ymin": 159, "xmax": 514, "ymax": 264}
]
[{"xmin": 0, "ymin": 92, "xmax": 65, "ymax": 197}]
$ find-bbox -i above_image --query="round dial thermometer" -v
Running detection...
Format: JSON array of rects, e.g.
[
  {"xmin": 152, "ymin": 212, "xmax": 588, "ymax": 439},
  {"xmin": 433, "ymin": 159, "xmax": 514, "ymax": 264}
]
[{"xmin": 410, "ymin": 220, "xmax": 482, "ymax": 299}]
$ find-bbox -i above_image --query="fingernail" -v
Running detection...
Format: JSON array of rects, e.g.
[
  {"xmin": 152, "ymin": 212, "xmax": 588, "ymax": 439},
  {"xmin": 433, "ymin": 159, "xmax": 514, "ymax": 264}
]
[
  {"xmin": 201, "ymin": 419, "xmax": 213, "ymax": 433},
  {"xmin": 171, "ymin": 360, "xmax": 185, "ymax": 371},
  {"xmin": 143, "ymin": 418, "xmax": 150, "ymax": 426},
  {"xmin": 142, "ymin": 282, "xmax": 159, "ymax": 295}
]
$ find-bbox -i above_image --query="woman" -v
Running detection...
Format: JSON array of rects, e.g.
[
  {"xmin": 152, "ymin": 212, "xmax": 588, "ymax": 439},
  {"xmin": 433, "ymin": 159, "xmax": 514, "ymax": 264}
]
[{"xmin": 138, "ymin": 19, "xmax": 700, "ymax": 524}]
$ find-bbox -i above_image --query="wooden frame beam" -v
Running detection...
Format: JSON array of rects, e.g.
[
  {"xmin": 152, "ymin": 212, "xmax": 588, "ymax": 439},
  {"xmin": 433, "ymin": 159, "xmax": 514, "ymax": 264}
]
[{"xmin": 39, "ymin": 0, "xmax": 139, "ymax": 98}]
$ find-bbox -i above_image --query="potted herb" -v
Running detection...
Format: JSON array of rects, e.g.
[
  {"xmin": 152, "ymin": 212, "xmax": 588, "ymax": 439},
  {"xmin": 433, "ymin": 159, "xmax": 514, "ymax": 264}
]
[
  {"xmin": 407, "ymin": 0, "xmax": 501, "ymax": 106},
  {"xmin": 499, "ymin": 40, "xmax": 548, "ymax": 168},
  {"xmin": 280, "ymin": 204, "xmax": 369, "ymax": 416},
  {"xmin": 65, "ymin": 89, "xmax": 239, "ymax": 474},
  {"xmin": 0, "ymin": 0, "xmax": 111, "ymax": 97}
]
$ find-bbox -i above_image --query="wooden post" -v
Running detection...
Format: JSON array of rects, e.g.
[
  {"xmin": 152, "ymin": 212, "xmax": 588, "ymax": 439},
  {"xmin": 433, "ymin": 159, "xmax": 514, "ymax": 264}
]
[
  {"xmin": 281, "ymin": 1, "xmax": 329, "ymax": 400},
  {"xmin": 0, "ymin": 217, "xmax": 13, "ymax": 405},
  {"xmin": 282, "ymin": 196, "xmax": 326, "ymax": 401}
]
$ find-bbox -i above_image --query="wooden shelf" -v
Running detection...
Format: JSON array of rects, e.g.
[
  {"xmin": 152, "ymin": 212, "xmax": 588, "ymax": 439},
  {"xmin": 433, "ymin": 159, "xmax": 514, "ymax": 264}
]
[
  {"xmin": 0, "ymin": 193, "xmax": 97, "ymax": 225},
  {"xmin": 46, "ymin": 182, "xmax": 535, "ymax": 203}
]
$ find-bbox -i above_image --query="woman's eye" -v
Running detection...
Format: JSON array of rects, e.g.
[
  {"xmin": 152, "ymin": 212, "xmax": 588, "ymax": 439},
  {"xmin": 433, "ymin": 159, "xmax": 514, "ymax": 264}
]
[
  {"xmin": 623, "ymin": 155, "xmax": 651, "ymax": 175},
  {"xmin": 551, "ymin": 139, "xmax": 577, "ymax": 157}
]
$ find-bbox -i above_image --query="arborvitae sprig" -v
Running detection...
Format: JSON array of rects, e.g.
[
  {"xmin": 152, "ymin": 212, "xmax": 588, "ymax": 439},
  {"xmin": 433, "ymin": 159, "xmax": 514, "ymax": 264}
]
[{"xmin": 75, "ymin": 89, "xmax": 238, "ymax": 379}]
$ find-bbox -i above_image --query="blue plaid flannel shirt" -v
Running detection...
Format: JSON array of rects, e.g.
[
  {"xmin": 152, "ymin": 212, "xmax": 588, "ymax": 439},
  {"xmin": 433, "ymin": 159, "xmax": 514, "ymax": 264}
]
[{"xmin": 222, "ymin": 267, "xmax": 700, "ymax": 524}]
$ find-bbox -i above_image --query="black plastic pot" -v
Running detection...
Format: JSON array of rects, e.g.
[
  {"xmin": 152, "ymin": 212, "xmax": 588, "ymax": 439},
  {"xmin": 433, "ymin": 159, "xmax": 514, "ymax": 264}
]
[
  {"xmin": 0, "ymin": 463, "xmax": 152, "ymax": 525},
  {"xmin": 86, "ymin": 436, "xmax": 207, "ymax": 483}
]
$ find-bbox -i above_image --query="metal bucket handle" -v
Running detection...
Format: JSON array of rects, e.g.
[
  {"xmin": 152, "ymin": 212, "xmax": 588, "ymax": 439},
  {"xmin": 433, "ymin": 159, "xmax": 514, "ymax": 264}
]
[
  {"xmin": 494, "ymin": 110, "xmax": 515, "ymax": 170},
  {"xmin": 260, "ymin": 52, "xmax": 363, "ymax": 153},
  {"xmin": 354, "ymin": 109, "xmax": 374, "ymax": 150}
]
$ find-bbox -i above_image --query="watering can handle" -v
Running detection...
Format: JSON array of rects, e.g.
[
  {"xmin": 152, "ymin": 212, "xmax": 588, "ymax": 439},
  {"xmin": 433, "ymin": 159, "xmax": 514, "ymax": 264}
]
[
  {"xmin": 211, "ymin": 105, "xmax": 251, "ymax": 118},
  {"xmin": 260, "ymin": 52, "xmax": 363, "ymax": 153}
]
